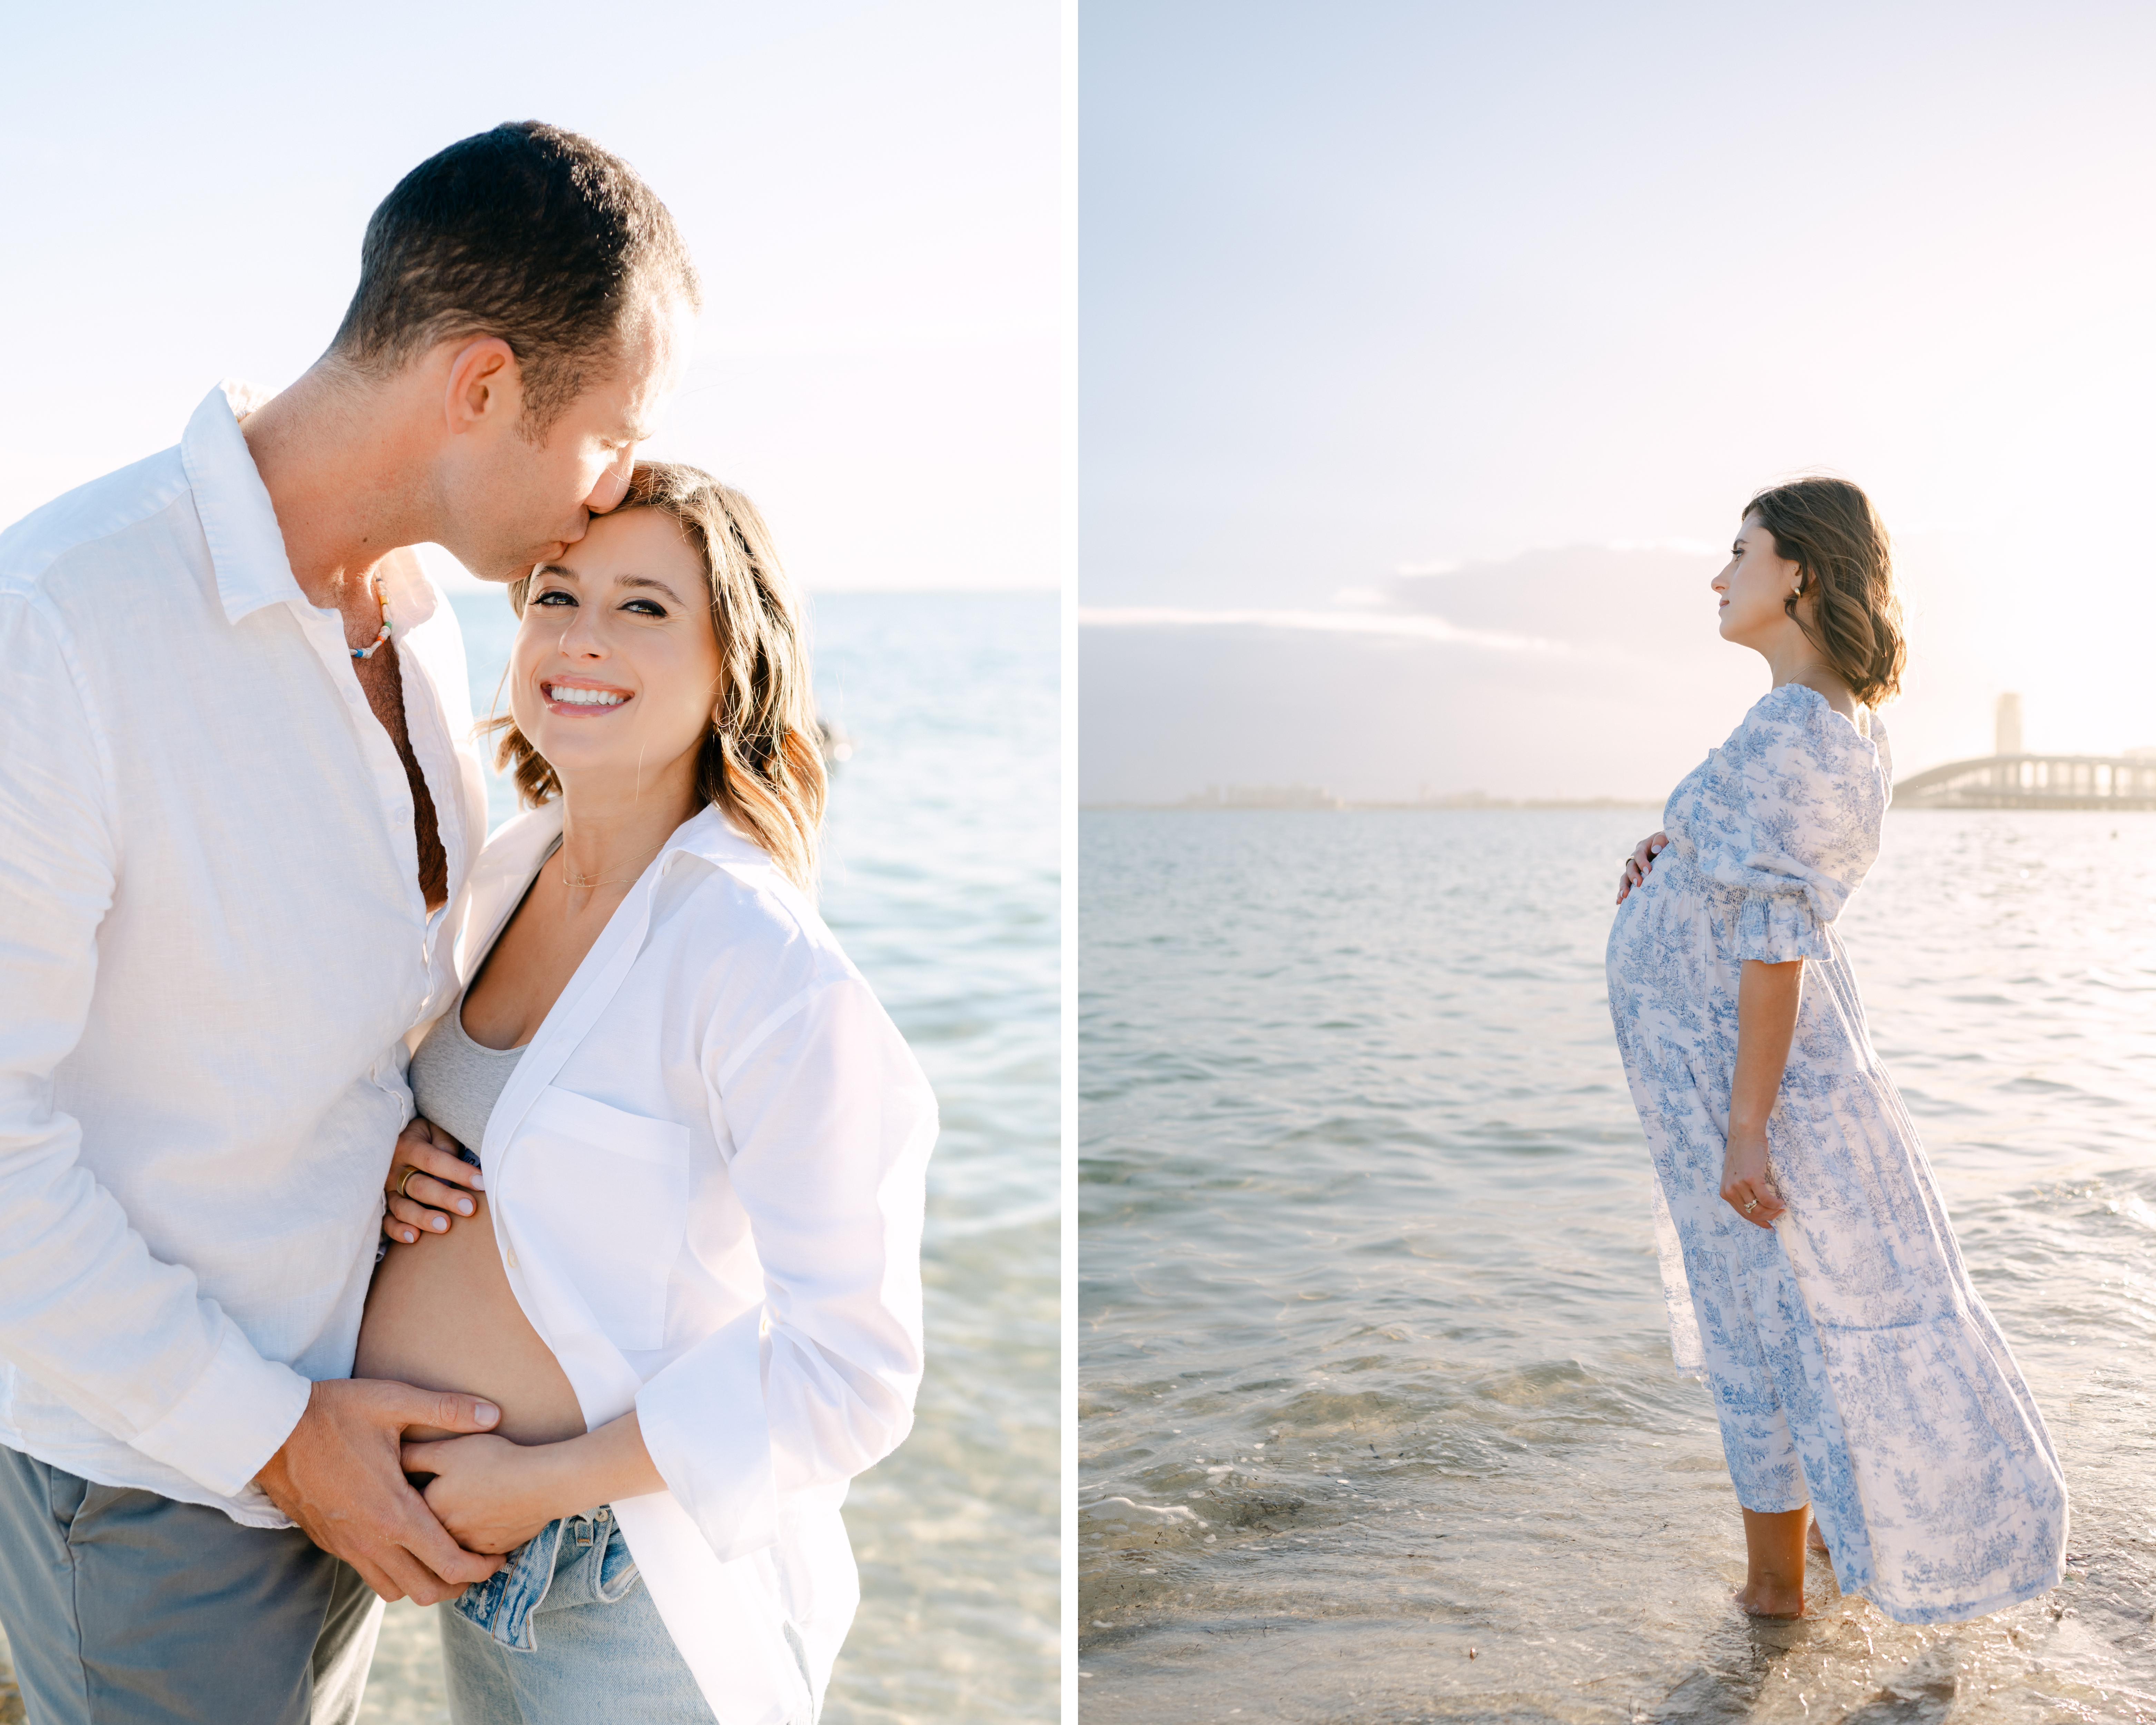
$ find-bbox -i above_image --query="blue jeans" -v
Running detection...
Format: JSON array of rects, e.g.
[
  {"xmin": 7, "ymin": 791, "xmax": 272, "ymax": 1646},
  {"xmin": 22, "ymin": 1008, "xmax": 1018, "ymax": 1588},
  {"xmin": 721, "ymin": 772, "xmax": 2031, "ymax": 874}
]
[{"xmin": 440, "ymin": 1508, "xmax": 718, "ymax": 1724}]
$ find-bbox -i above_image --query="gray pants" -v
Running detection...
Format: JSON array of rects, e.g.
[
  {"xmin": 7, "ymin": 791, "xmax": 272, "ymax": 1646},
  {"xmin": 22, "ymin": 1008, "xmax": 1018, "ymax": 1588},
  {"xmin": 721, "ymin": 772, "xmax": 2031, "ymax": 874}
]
[{"xmin": 0, "ymin": 1446, "xmax": 381, "ymax": 1725}]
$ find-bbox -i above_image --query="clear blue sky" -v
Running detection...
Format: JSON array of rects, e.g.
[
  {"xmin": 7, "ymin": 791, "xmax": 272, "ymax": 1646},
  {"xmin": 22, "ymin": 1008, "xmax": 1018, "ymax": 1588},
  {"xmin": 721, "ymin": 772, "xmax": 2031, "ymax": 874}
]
[
  {"xmin": 1081, "ymin": 0, "xmax": 2156, "ymax": 788},
  {"xmin": 3, "ymin": 0, "xmax": 1058, "ymax": 591}
]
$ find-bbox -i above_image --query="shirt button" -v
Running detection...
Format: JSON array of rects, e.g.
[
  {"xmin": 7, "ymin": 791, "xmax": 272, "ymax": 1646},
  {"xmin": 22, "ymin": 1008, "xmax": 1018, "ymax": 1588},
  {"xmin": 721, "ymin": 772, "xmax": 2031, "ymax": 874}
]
[{"xmin": 506, "ymin": 1247, "xmax": 519, "ymax": 1269}]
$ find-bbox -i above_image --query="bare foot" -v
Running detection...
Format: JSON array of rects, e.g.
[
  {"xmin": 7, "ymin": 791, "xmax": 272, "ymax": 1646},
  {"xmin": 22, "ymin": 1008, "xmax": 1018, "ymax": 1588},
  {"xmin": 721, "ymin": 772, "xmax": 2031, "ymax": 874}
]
[
  {"xmin": 1735, "ymin": 1506, "xmax": 1810, "ymax": 1618},
  {"xmin": 1806, "ymin": 1522, "xmax": 1830, "ymax": 1557},
  {"xmin": 1733, "ymin": 1578, "xmax": 1806, "ymax": 1619}
]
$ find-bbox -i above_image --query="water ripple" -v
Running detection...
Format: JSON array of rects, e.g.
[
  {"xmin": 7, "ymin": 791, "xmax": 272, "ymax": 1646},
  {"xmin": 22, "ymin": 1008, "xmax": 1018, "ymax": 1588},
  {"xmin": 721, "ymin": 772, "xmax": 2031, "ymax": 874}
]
[{"xmin": 1081, "ymin": 807, "xmax": 2156, "ymax": 1721}]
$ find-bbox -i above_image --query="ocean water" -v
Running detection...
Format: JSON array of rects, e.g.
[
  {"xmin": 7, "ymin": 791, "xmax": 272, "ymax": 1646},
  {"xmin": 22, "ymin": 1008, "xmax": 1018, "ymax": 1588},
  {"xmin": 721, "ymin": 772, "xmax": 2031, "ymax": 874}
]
[
  {"xmin": 1079, "ymin": 807, "xmax": 2156, "ymax": 1723},
  {"xmin": 359, "ymin": 589, "xmax": 1059, "ymax": 1723}
]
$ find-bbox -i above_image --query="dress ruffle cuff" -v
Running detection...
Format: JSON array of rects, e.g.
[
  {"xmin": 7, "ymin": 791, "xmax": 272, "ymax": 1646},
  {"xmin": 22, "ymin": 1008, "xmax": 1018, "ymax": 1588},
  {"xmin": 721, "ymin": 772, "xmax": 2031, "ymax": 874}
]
[{"xmin": 1735, "ymin": 889, "xmax": 1832, "ymax": 964}]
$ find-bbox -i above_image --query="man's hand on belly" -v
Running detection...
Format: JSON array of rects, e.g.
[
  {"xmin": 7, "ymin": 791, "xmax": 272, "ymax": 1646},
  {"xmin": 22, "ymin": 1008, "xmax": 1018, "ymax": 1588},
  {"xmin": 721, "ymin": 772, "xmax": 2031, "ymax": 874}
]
[{"xmin": 256, "ymin": 1379, "xmax": 508, "ymax": 1603}]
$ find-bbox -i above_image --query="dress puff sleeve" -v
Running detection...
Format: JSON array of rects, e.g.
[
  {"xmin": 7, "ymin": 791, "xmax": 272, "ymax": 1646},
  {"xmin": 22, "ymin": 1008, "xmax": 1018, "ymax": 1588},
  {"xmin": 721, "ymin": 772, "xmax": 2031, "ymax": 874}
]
[{"xmin": 1695, "ymin": 683, "xmax": 1887, "ymax": 964}]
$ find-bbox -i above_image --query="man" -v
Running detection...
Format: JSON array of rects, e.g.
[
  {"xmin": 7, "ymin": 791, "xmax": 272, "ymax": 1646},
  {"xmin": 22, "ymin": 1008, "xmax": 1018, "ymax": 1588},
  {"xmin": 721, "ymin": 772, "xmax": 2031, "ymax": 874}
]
[{"xmin": 0, "ymin": 122, "xmax": 699, "ymax": 1723}]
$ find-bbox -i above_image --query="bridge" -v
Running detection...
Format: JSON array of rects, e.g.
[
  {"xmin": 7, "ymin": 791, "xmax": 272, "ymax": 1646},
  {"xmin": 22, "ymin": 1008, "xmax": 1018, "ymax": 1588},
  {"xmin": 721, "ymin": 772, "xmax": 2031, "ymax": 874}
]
[{"xmin": 1895, "ymin": 753, "xmax": 2156, "ymax": 811}]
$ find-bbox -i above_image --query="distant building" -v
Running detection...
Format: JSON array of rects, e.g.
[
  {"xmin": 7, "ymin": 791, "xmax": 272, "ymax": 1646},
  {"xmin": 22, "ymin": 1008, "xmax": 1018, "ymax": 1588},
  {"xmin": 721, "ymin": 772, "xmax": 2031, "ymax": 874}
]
[{"xmin": 1896, "ymin": 693, "xmax": 2156, "ymax": 810}]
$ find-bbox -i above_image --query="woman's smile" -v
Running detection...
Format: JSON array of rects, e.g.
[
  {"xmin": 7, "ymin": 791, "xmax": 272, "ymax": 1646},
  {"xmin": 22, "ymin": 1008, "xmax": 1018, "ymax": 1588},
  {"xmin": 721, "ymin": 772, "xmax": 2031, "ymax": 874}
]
[{"xmin": 540, "ymin": 677, "xmax": 634, "ymax": 714}]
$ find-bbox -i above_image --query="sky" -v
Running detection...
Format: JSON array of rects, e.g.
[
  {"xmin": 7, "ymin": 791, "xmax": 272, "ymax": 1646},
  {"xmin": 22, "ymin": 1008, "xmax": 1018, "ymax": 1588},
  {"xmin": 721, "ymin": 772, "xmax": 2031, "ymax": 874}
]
[
  {"xmin": 1079, "ymin": 0, "xmax": 2156, "ymax": 802},
  {"xmin": 1, "ymin": 0, "xmax": 1058, "ymax": 593}
]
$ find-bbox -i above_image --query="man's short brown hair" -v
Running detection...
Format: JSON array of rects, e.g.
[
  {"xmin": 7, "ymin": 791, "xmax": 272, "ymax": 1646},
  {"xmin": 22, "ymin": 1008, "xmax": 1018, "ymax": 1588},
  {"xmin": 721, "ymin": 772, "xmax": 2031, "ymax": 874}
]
[{"xmin": 330, "ymin": 121, "xmax": 699, "ymax": 433}]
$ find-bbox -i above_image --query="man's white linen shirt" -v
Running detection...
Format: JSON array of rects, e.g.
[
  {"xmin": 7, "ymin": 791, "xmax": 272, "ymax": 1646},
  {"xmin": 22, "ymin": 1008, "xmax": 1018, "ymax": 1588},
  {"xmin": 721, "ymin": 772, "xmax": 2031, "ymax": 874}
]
[{"xmin": 0, "ymin": 383, "xmax": 489, "ymax": 1524}]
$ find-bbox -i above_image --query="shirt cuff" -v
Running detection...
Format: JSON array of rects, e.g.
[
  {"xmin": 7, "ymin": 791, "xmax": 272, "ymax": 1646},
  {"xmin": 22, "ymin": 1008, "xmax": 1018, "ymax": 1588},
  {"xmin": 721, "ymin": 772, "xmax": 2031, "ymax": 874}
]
[
  {"xmin": 635, "ymin": 1307, "xmax": 778, "ymax": 1564},
  {"xmin": 127, "ymin": 1322, "xmax": 313, "ymax": 1500},
  {"xmin": 1735, "ymin": 890, "xmax": 1832, "ymax": 964}
]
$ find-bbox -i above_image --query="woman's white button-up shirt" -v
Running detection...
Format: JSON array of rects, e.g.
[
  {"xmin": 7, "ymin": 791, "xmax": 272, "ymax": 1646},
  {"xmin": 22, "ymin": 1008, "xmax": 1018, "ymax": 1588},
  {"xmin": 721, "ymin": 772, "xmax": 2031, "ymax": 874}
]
[{"xmin": 451, "ymin": 801, "xmax": 936, "ymax": 1725}]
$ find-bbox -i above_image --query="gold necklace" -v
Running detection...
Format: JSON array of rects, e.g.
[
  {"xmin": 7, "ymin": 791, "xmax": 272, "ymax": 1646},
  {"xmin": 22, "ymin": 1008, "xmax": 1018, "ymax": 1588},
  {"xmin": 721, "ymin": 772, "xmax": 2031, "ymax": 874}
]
[{"xmin": 558, "ymin": 841, "xmax": 666, "ymax": 890}]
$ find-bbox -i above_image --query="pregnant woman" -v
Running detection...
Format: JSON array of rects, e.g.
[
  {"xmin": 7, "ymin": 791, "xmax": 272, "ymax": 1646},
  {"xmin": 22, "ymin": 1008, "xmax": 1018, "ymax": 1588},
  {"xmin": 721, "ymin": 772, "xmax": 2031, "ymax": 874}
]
[
  {"xmin": 1606, "ymin": 477, "xmax": 2066, "ymax": 1623},
  {"xmin": 356, "ymin": 463, "xmax": 936, "ymax": 1724}
]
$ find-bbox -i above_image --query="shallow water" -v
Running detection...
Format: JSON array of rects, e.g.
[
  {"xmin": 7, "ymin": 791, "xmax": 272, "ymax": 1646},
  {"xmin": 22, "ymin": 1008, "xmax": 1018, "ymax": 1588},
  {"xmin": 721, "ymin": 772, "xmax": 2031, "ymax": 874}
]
[
  {"xmin": 1079, "ymin": 807, "xmax": 2156, "ymax": 1722},
  {"xmin": 804, "ymin": 591, "xmax": 1059, "ymax": 1724}
]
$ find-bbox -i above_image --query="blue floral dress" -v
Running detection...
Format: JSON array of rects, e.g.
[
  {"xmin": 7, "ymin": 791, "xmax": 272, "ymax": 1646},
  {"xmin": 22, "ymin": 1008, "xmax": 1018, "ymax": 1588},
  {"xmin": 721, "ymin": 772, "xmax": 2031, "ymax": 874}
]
[{"xmin": 1606, "ymin": 682, "xmax": 2067, "ymax": 1623}]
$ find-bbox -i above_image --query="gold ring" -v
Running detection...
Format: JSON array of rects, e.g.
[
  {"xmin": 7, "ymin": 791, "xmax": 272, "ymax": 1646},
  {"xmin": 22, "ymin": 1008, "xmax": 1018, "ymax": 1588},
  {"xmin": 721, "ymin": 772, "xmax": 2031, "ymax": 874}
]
[
  {"xmin": 1742, "ymin": 1198, "xmax": 1758, "ymax": 1214},
  {"xmin": 396, "ymin": 1166, "xmax": 424, "ymax": 1201}
]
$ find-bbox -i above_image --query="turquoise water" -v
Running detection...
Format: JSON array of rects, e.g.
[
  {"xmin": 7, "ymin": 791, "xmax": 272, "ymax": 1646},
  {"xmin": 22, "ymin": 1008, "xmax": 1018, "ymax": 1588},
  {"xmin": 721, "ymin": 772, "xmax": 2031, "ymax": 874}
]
[
  {"xmin": 446, "ymin": 588, "xmax": 1059, "ymax": 1724},
  {"xmin": 1080, "ymin": 807, "xmax": 2156, "ymax": 1723}
]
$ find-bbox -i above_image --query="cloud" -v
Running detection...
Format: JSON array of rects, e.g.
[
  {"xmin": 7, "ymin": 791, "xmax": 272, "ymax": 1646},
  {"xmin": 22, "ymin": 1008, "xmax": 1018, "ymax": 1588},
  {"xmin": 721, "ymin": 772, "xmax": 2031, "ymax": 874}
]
[
  {"xmin": 1371, "ymin": 543, "xmax": 1719, "ymax": 659},
  {"xmin": 1078, "ymin": 617, "xmax": 1750, "ymax": 806},
  {"xmin": 1389, "ymin": 558, "xmax": 1462, "ymax": 577},
  {"xmin": 1605, "ymin": 537, "xmax": 1721, "ymax": 557},
  {"xmin": 1075, "ymin": 539, "xmax": 2078, "ymax": 802},
  {"xmin": 1077, "ymin": 543, "xmax": 1761, "ymax": 805},
  {"xmin": 1076, "ymin": 605, "xmax": 1574, "ymax": 656}
]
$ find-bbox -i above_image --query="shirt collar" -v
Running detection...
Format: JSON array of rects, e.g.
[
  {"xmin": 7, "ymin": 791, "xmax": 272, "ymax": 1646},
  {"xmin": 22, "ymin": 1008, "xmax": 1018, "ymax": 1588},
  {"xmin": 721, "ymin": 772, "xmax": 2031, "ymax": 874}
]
[
  {"xmin": 179, "ymin": 381, "xmax": 443, "ymax": 632},
  {"xmin": 660, "ymin": 802, "xmax": 769, "ymax": 868},
  {"xmin": 181, "ymin": 382, "xmax": 307, "ymax": 626},
  {"xmin": 479, "ymin": 800, "xmax": 772, "ymax": 896},
  {"xmin": 374, "ymin": 545, "xmax": 442, "ymax": 631}
]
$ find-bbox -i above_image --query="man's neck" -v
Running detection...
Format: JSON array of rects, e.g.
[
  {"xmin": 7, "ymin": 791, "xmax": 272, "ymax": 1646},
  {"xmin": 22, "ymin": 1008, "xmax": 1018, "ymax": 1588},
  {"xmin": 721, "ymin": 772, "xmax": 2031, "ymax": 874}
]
[{"xmin": 239, "ymin": 364, "xmax": 433, "ymax": 621}]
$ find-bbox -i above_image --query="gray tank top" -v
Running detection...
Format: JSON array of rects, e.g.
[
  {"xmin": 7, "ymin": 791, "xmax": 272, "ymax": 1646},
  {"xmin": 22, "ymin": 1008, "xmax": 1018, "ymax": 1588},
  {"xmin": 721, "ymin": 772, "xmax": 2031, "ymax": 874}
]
[
  {"xmin": 409, "ymin": 984, "xmax": 526, "ymax": 1155},
  {"xmin": 408, "ymin": 840, "xmax": 556, "ymax": 1154}
]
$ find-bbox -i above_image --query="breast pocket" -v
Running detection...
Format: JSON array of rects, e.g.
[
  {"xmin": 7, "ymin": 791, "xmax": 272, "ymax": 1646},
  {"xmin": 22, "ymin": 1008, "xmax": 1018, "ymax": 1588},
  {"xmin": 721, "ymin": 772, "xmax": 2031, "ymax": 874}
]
[{"xmin": 511, "ymin": 1085, "xmax": 693, "ymax": 1350}]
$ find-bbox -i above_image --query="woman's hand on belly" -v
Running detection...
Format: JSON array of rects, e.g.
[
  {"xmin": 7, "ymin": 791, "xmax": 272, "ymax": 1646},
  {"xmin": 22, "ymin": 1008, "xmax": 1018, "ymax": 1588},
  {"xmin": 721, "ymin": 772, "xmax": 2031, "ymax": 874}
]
[
  {"xmin": 384, "ymin": 1117, "xmax": 483, "ymax": 1245},
  {"xmin": 1616, "ymin": 830, "xmax": 1669, "ymax": 905},
  {"xmin": 403, "ymin": 1413, "xmax": 669, "ymax": 1555},
  {"xmin": 393, "ymin": 1434, "xmax": 561, "ymax": 1555}
]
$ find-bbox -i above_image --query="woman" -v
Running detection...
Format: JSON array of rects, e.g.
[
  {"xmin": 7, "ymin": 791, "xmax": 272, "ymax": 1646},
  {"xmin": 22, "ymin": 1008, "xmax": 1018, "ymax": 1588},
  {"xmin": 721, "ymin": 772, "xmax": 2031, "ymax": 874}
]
[
  {"xmin": 355, "ymin": 463, "xmax": 936, "ymax": 1724},
  {"xmin": 1606, "ymin": 477, "xmax": 2066, "ymax": 1623}
]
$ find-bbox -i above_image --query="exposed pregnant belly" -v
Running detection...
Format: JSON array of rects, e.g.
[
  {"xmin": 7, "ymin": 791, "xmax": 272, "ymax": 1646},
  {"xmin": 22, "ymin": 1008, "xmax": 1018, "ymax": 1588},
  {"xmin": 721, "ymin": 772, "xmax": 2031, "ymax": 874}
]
[{"xmin": 356, "ymin": 1198, "xmax": 587, "ymax": 1445}]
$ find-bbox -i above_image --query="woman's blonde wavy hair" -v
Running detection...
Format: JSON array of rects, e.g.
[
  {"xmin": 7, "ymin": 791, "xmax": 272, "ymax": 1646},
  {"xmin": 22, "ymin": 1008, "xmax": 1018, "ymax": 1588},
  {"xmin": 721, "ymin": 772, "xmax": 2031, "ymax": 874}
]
[
  {"xmin": 483, "ymin": 462, "xmax": 826, "ymax": 890},
  {"xmin": 1744, "ymin": 476, "xmax": 1908, "ymax": 707}
]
